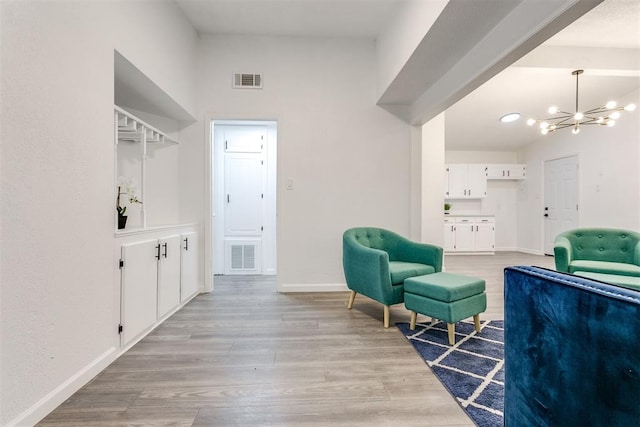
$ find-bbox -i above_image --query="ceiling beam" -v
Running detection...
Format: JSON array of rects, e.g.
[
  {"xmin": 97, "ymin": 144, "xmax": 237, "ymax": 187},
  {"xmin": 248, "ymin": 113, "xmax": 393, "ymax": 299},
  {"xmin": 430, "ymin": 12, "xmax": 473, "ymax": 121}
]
[{"xmin": 377, "ymin": 0, "xmax": 604, "ymax": 125}]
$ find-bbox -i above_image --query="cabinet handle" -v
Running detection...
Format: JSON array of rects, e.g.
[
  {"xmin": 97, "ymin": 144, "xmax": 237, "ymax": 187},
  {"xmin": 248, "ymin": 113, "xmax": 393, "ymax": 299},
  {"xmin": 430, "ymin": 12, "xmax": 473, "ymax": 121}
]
[
  {"xmin": 468, "ymin": 189, "xmax": 471, "ymax": 196},
  {"xmin": 476, "ymin": 225, "xmax": 478, "ymax": 232},
  {"xmin": 155, "ymin": 244, "xmax": 161, "ymax": 260},
  {"xmin": 162, "ymin": 242, "xmax": 168, "ymax": 258},
  {"xmin": 471, "ymin": 225, "xmax": 473, "ymax": 232},
  {"xmin": 184, "ymin": 237, "xmax": 189, "ymax": 251}
]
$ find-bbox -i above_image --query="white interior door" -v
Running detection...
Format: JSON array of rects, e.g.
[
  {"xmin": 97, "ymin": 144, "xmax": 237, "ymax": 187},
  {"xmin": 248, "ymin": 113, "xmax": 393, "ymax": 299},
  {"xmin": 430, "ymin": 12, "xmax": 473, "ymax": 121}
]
[
  {"xmin": 544, "ymin": 156, "xmax": 579, "ymax": 255},
  {"xmin": 224, "ymin": 153, "xmax": 263, "ymax": 236}
]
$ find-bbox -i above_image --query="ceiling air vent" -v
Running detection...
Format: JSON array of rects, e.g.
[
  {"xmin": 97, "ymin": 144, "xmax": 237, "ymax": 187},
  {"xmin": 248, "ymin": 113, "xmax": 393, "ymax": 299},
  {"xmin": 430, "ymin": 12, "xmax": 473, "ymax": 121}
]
[{"xmin": 233, "ymin": 73, "xmax": 263, "ymax": 89}]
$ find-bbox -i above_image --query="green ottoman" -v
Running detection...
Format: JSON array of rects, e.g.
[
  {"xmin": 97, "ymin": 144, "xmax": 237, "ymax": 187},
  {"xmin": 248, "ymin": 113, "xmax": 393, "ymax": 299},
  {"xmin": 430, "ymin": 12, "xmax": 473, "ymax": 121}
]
[{"xmin": 404, "ymin": 272, "xmax": 487, "ymax": 345}]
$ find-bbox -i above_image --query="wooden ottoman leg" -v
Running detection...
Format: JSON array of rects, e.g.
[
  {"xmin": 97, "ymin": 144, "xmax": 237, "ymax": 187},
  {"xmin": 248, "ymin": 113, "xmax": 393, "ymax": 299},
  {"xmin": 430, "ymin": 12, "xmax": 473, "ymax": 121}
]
[
  {"xmin": 410, "ymin": 311, "xmax": 417, "ymax": 330},
  {"xmin": 447, "ymin": 323, "xmax": 455, "ymax": 345},
  {"xmin": 431, "ymin": 317, "xmax": 438, "ymax": 324},
  {"xmin": 383, "ymin": 305, "xmax": 390, "ymax": 328},
  {"xmin": 347, "ymin": 291, "xmax": 356, "ymax": 309},
  {"xmin": 473, "ymin": 314, "xmax": 481, "ymax": 333}
]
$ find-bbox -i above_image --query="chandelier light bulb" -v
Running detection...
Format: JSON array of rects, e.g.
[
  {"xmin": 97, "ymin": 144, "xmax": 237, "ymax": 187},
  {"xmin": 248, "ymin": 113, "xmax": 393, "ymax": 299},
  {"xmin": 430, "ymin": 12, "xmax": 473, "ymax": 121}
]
[
  {"xmin": 548, "ymin": 106, "xmax": 559, "ymax": 114},
  {"xmin": 597, "ymin": 117, "xmax": 604, "ymax": 123},
  {"xmin": 541, "ymin": 128, "xmax": 549, "ymax": 135},
  {"xmin": 605, "ymin": 101, "xmax": 617, "ymax": 109},
  {"xmin": 610, "ymin": 111, "xmax": 621, "ymax": 120},
  {"xmin": 549, "ymin": 125, "xmax": 557, "ymax": 131},
  {"xmin": 574, "ymin": 112, "xmax": 584, "ymax": 120},
  {"xmin": 526, "ymin": 118, "xmax": 536, "ymax": 126},
  {"xmin": 625, "ymin": 104, "xmax": 636, "ymax": 111},
  {"xmin": 571, "ymin": 126, "xmax": 580, "ymax": 135},
  {"xmin": 539, "ymin": 121, "xmax": 549, "ymax": 129},
  {"xmin": 607, "ymin": 120, "xmax": 616, "ymax": 127}
]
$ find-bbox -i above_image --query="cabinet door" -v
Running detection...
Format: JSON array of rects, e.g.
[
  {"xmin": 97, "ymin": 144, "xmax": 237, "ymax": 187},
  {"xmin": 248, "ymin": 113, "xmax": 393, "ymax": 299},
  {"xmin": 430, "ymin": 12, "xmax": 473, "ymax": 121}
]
[
  {"xmin": 443, "ymin": 221, "xmax": 456, "ymax": 252},
  {"xmin": 446, "ymin": 164, "xmax": 468, "ymax": 198},
  {"xmin": 467, "ymin": 165, "xmax": 487, "ymax": 198},
  {"xmin": 158, "ymin": 235, "xmax": 181, "ymax": 319},
  {"xmin": 475, "ymin": 223, "xmax": 495, "ymax": 252},
  {"xmin": 455, "ymin": 219, "xmax": 475, "ymax": 251},
  {"xmin": 506, "ymin": 164, "xmax": 526, "ymax": 179},
  {"xmin": 486, "ymin": 164, "xmax": 507, "ymax": 179},
  {"xmin": 121, "ymin": 239, "xmax": 159, "ymax": 347},
  {"xmin": 181, "ymin": 232, "xmax": 199, "ymax": 302}
]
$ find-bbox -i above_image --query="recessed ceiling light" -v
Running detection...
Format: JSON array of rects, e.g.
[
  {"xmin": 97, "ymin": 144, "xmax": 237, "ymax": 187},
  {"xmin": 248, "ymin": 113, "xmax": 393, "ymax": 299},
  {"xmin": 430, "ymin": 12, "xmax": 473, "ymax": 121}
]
[{"xmin": 500, "ymin": 112, "xmax": 520, "ymax": 123}]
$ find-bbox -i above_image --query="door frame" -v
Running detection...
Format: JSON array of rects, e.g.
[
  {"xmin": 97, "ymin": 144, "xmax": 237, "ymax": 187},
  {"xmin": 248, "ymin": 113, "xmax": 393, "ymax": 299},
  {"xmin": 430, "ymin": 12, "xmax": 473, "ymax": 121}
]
[
  {"xmin": 204, "ymin": 115, "xmax": 278, "ymax": 292},
  {"xmin": 542, "ymin": 153, "xmax": 580, "ymax": 255}
]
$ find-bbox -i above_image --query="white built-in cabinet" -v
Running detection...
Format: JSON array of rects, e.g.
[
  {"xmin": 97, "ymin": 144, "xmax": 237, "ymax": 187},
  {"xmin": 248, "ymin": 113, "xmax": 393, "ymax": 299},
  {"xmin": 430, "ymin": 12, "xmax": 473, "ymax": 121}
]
[
  {"xmin": 118, "ymin": 228, "xmax": 199, "ymax": 347},
  {"xmin": 445, "ymin": 164, "xmax": 488, "ymax": 199},
  {"xmin": 444, "ymin": 216, "xmax": 495, "ymax": 254},
  {"xmin": 157, "ymin": 235, "xmax": 181, "ymax": 319},
  {"xmin": 180, "ymin": 232, "xmax": 199, "ymax": 303},
  {"xmin": 445, "ymin": 163, "xmax": 526, "ymax": 199},
  {"xmin": 486, "ymin": 164, "xmax": 526, "ymax": 179}
]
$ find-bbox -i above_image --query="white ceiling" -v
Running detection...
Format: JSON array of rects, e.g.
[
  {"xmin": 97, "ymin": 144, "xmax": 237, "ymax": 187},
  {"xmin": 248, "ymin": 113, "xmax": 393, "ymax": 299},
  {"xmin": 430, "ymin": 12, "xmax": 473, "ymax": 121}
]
[
  {"xmin": 175, "ymin": 0, "xmax": 405, "ymax": 38},
  {"xmin": 175, "ymin": 0, "xmax": 640, "ymax": 151}
]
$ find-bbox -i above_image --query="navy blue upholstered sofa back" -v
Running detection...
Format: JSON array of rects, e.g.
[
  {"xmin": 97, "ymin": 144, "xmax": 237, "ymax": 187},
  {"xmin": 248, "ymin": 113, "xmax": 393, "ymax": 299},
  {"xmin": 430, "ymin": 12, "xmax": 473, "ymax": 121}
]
[{"xmin": 504, "ymin": 266, "xmax": 640, "ymax": 426}]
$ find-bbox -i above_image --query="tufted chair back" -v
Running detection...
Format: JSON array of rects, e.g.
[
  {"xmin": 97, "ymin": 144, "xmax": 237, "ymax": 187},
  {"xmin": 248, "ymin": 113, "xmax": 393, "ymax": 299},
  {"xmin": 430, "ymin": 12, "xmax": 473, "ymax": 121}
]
[
  {"xmin": 555, "ymin": 228, "xmax": 640, "ymax": 264},
  {"xmin": 344, "ymin": 227, "xmax": 402, "ymax": 260}
]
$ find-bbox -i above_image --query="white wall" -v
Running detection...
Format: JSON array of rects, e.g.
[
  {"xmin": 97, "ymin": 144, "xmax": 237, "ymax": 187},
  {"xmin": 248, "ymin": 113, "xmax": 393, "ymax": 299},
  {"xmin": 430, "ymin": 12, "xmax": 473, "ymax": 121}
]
[
  {"xmin": 516, "ymin": 88, "xmax": 640, "ymax": 253},
  {"xmin": 444, "ymin": 150, "xmax": 519, "ymax": 250},
  {"xmin": 0, "ymin": 1, "xmax": 198, "ymax": 425},
  {"xmin": 193, "ymin": 35, "xmax": 412, "ymax": 291}
]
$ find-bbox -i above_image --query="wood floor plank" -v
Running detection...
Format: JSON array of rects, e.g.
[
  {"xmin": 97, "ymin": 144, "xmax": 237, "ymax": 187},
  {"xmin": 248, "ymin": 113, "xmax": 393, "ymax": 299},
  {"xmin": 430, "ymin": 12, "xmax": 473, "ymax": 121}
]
[{"xmin": 39, "ymin": 252, "xmax": 554, "ymax": 426}]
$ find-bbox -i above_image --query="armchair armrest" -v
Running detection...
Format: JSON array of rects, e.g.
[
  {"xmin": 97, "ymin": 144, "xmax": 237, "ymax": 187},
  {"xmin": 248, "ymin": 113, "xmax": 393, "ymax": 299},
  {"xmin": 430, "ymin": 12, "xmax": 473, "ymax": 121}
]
[
  {"xmin": 343, "ymin": 237, "xmax": 391, "ymax": 303},
  {"xmin": 394, "ymin": 237, "xmax": 443, "ymax": 272},
  {"xmin": 553, "ymin": 236, "xmax": 573, "ymax": 272}
]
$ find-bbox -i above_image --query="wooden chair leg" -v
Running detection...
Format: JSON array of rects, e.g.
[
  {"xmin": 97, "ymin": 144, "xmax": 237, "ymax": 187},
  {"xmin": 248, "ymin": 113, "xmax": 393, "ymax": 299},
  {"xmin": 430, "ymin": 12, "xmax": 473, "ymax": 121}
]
[
  {"xmin": 347, "ymin": 291, "xmax": 356, "ymax": 309},
  {"xmin": 447, "ymin": 323, "xmax": 455, "ymax": 345},
  {"xmin": 473, "ymin": 314, "xmax": 481, "ymax": 332},
  {"xmin": 409, "ymin": 311, "xmax": 417, "ymax": 330},
  {"xmin": 383, "ymin": 305, "xmax": 390, "ymax": 328}
]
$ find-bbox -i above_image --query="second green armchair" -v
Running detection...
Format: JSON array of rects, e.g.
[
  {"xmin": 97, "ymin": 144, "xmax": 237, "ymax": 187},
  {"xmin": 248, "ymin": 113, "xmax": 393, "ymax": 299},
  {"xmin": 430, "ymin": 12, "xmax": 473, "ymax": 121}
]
[{"xmin": 342, "ymin": 227, "xmax": 443, "ymax": 327}]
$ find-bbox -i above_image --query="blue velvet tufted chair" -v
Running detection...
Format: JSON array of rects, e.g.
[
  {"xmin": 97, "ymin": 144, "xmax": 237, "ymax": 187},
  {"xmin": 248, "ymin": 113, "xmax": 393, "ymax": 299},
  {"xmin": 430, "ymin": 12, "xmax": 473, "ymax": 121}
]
[{"xmin": 342, "ymin": 227, "xmax": 443, "ymax": 327}]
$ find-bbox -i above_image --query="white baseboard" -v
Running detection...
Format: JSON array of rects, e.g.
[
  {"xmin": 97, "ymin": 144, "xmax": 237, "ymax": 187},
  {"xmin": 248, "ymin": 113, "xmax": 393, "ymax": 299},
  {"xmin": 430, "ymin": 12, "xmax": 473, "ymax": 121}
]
[
  {"xmin": 279, "ymin": 283, "xmax": 348, "ymax": 293},
  {"xmin": 7, "ymin": 347, "xmax": 117, "ymax": 427},
  {"xmin": 495, "ymin": 247, "xmax": 518, "ymax": 252}
]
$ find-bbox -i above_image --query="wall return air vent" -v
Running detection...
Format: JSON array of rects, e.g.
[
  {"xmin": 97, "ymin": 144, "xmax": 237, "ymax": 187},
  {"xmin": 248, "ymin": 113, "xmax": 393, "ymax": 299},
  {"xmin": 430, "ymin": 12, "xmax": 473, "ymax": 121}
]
[{"xmin": 233, "ymin": 73, "xmax": 263, "ymax": 89}]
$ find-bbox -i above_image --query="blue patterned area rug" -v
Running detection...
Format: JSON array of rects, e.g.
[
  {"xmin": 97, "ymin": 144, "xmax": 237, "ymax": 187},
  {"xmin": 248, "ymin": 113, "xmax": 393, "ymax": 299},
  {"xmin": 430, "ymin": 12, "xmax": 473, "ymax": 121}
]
[{"xmin": 397, "ymin": 320, "xmax": 504, "ymax": 427}]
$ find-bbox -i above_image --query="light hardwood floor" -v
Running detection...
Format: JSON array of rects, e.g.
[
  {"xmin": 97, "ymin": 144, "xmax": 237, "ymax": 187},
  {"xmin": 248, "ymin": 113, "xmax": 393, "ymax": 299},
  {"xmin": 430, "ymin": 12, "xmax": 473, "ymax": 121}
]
[{"xmin": 38, "ymin": 252, "xmax": 554, "ymax": 426}]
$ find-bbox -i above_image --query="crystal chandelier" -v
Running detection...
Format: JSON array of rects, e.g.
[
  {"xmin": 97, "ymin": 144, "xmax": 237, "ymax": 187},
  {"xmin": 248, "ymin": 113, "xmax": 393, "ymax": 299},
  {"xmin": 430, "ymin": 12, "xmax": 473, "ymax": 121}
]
[{"xmin": 527, "ymin": 69, "xmax": 636, "ymax": 135}]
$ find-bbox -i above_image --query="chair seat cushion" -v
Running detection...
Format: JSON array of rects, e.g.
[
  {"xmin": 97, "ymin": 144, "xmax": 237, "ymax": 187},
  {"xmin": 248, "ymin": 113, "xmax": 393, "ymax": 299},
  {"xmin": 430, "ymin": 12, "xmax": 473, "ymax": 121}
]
[
  {"xmin": 569, "ymin": 260, "xmax": 640, "ymax": 277},
  {"xmin": 404, "ymin": 272, "xmax": 485, "ymax": 302},
  {"xmin": 389, "ymin": 261, "xmax": 434, "ymax": 285}
]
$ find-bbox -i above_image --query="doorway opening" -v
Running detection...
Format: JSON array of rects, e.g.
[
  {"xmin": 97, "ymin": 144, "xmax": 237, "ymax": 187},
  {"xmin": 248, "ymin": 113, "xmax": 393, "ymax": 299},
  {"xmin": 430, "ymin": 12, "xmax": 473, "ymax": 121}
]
[
  {"xmin": 543, "ymin": 155, "xmax": 579, "ymax": 255},
  {"xmin": 211, "ymin": 120, "xmax": 277, "ymax": 277}
]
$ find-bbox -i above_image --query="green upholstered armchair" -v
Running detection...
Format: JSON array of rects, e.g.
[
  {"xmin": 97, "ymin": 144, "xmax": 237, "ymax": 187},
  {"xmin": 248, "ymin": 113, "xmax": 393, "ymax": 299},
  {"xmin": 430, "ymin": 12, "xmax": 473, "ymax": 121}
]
[
  {"xmin": 342, "ymin": 227, "xmax": 443, "ymax": 327},
  {"xmin": 554, "ymin": 228, "xmax": 640, "ymax": 276}
]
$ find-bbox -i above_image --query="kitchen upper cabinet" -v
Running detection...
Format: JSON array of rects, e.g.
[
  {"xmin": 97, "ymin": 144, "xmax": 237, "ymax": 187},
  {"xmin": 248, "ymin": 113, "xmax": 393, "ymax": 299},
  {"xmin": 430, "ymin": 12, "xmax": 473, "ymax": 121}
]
[
  {"xmin": 445, "ymin": 164, "xmax": 487, "ymax": 199},
  {"xmin": 486, "ymin": 164, "xmax": 526, "ymax": 180}
]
